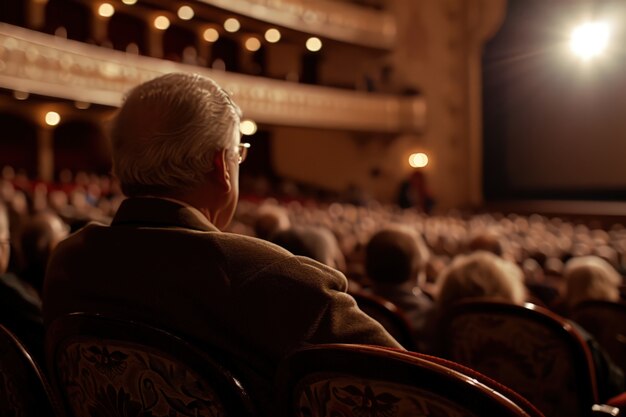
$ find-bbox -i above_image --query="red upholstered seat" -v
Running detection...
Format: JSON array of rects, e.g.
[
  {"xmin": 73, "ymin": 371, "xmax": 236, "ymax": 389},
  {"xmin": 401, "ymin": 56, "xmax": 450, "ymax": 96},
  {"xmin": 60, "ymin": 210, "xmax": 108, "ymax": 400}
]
[
  {"xmin": 46, "ymin": 313, "xmax": 257, "ymax": 417},
  {"xmin": 276, "ymin": 343, "xmax": 545, "ymax": 417},
  {"xmin": 438, "ymin": 300, "xmax": 598, "ymax": 417},
  {"xmin": 350, "ymin": 290, "xmax": 418, "ymax": 350},
  {"xmin": 571, "ymin": 300, "xmax": 626, "ymax": 373},
  {"xmin": 0, "ymin": 324, "xmax": 64, "ymax": 417}
]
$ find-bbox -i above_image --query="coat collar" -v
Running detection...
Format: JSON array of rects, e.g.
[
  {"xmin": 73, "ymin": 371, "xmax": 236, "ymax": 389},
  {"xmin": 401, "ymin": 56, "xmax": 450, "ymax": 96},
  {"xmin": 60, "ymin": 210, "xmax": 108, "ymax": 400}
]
[{"xmin": 111, "ymin": 197, "xmax": 219, "ymax": 232}]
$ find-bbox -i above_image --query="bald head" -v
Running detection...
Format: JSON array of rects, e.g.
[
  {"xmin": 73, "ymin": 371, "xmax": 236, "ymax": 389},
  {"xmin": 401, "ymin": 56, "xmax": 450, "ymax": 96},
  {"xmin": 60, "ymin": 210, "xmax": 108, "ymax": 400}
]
[{"xmin": 111, "ymin": 73, "xmax": 242, "ymax": 197}]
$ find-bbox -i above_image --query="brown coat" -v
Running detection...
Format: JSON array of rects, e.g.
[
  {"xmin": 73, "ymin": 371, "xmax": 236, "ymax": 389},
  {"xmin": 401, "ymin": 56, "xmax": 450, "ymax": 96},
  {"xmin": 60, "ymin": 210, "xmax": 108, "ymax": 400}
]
[{"xmin": 43, "ymin": 197, "xmax": 400, "ymax": 413}]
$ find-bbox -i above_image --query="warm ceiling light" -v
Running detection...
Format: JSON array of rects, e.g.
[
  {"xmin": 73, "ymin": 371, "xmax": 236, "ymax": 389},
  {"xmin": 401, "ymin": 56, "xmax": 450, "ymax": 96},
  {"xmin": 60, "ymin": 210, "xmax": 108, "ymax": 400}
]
[
  {"xmin": 177, "ymin": 5, "xmax": 194, "ymax": 20},
  {"xmin": 264, "ymin": 28, "xmax": 281, "ymax": 43},
  {"xmin": 408, "ymin": 152, "xmax": 429, "ymax": 168},
  {"xmin": 13, "ymin": 91, "xmax": 29, "ymax": 100},
  {"xmin": 305, "ymin": 37, "xmax": 322, "ymax": 52},
  {"xmin": 224, "ymin": 18, "xmax": 240, "ymax": 33},
  {"xmin": 245, "ymin": 37, "xmax": 261, "ymax": 52},
  {"xmin": 203, "ymin": 27, "xmax": 219, "ymax": 42},
  {"xmin": 570, "ymin": 22, "xmax": 610, "ymax": 60},
  {"xmin": 121, "ymin": 0, "xmax": 137, "ymax": 4},
  {"xmin": 98, "ymin": 3, "xmax": 115, "ymax": 17},
  {"xmin": 154, "ymin": 15, "xmax": 170, "ymax": 30},
  {"xmin": 240, "ymin": 120, "xmax": 257, "ymax": 136},
  {"xmin": 45, "ymin": 111, "xmax": 61, "ymax": 126}
]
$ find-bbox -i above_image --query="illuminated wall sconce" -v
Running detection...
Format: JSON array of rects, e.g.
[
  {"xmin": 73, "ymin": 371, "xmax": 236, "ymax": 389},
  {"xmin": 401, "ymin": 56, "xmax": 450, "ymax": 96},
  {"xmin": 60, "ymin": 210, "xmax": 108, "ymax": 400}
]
[
  {"xmin": 224, "ymin": 18, "xmax": 240, "ymax": 33},
  {"xmin": 408, "ymin": 152, "xmax": 428, "ymax": 168},
  {"xmin": 98, "ymin": 3, "xmax": 115, "ymax": 17},
  {"xmin": 265, "ymin": 28, "xmax": 281, "ymax": 43},
  {"xmin": 45, "ymin": 111, "xmax": 61, "ymax": 126},
  {"xmin": 240, "ymin": 119, "xmax": 257, "ymax": 136},
  {"xmin": 154, "ymin": 15, "xmax": 170, "ymax": 30},
  {"xmin": 177, "ymin": 5, "xmax": 194, "ymax": 21},
  {"xmin": 306, "ymin": 37, "xmax": 322, "ymax": 52}
]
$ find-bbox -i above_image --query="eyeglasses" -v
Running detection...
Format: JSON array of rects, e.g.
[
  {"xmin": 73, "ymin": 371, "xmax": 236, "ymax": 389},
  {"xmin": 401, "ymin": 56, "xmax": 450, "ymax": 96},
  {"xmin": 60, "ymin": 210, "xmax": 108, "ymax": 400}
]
[{"xmin": 237, "ymin": 142, "xmax": 251, "ymax": 164}]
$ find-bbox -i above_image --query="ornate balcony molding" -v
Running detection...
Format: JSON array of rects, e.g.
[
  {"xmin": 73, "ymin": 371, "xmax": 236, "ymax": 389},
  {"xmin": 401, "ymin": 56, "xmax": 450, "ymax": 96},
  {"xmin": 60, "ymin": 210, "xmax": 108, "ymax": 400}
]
[
  {"xmin": 0, "ymin": 24, "xmax": 424, "ymax": 133},
  {"xmin": 194, "ymin": 0, "xmax": 396, "ymax": 49}
]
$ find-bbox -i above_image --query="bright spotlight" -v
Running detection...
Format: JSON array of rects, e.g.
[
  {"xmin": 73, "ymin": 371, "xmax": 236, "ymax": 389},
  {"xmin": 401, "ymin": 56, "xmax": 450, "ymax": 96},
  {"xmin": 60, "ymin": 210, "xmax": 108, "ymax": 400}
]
[
  {"xmin": 306, "ymin": 37, "xmax": 322, "ymax": 52},
  {"xmin": 98, "ymin": 3, "xmax": 115, "ymax": 17},
  {"xmin": 45, "ymin": 111, "xmax": 61, "ymax": 126},
  {"xmin": 224, "ymin": 18, "xmax": 240, "ymax": 33},
  {"xmin": 409, "ymin": 152, "xmax": 428, "ymax": 168},
  {"xmin": 570, "ymin": 22, "xmax": 610, "ymax": 60},
  {"xmin": 265, "ymin": 28, "xmax": 281, "ymax": 43},
  {"xmin": 177, "ymin": 5, "xmax": 194, "ymax": 21},
  {"xmin": 240, "ymin": 120, "xmax": 257, "ymax": 136},
  {"xmin": 203, "ymin": 28, "xmax": 219, "ymax": 42},
  {"xmin": 153, "ymin": 15, "xmax": 170, "ymax": 30},
  {"xmin": 245, "ymin": 37, "xmax": 261, "ymax": 52}
]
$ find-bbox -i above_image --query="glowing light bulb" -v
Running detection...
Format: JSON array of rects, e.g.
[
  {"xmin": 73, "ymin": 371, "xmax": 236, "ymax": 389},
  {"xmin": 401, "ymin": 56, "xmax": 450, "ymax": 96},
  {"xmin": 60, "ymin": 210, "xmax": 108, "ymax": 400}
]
[
  {"xmin": 98, "ymin": 3, "xmax": 115, "ymax": 17},
  {"xmin": 245, "ymin": 37, "xmax": 261, "ymax": 52},
  {"xmin": 121, "ymin": 0, "xmax": 137, "ymax": 4},
  {"xmin": 306, "ymin": 37, "xmax": 322, "ymax": 52},
  {"xmin": 265, "ymin": 28, "xmax": 281, "ymax": 43},
  {"xmin": 570, "ymin": 22, "xmax": 610, "ymax": 60},
  {"xmin": 203, "ymin": 28, "xmax": 219, "ymax": 42},
  {"xmin": 408, "ymin": 152, "xmax": 428, "ymax": 168},
  {"xmin": 224, "ymin": 18, "xmax": 240, "ymax": 33},
  {"xmin": 240, "ymin": 120, "xmax": 257, "ymax": 136},
  {"xmin": 177, "ymin": 5, "xmax": 194, "ymax": 20},
  {"xmin": 154, "ymin": 15, "xmax": 170, "ymax": 30},
  {"xmin": 45, "ymin": 111, "xmax": 61, "ymax": 126}
]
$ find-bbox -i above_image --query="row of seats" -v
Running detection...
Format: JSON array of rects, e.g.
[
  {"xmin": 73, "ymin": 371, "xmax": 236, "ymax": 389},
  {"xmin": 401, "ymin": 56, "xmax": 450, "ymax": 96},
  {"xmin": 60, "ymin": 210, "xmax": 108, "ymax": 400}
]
[{"xmin": 2, "ymin": 301, "xmax": 624, "ymax": 417}]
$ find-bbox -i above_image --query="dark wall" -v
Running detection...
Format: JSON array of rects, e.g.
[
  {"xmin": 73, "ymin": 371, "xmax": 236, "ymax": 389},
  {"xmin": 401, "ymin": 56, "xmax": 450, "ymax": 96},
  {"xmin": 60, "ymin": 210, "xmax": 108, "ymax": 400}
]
[{"xmin": 483, "ymin": 0, "xmax": 626, "ymax": 201}]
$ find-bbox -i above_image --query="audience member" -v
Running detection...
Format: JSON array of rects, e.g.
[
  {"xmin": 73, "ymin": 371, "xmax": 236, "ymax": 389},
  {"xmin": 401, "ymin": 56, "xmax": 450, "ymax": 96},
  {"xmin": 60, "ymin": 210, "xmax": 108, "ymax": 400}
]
[
  {"xmin": 19, "ymin": 211, "xmax": 69, "ymax": 293},
  {"xmin": 0, "ymin": 201, "xmax": 45, "ymax": 361},
  {"xmin": 43, "ymin": 73, "xmax": 400, "ymax": 414},
  {"xmin": 560, "ymin": 256, "xmax": 622, "ymax": 314},
  {"xmin": 270, "ymin": 225, "xmax": 346, "ymax": 272},
  {"xmin": 364, "ymin": 225, "xmax": 433, "ymax": 349}
]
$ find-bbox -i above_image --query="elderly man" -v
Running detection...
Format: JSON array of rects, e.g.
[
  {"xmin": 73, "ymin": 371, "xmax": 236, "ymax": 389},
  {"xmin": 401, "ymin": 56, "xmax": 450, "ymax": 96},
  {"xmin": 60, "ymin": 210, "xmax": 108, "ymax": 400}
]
[{"xmin": 43, "ymin": 73, "xmax": 400, "ymax": 413}]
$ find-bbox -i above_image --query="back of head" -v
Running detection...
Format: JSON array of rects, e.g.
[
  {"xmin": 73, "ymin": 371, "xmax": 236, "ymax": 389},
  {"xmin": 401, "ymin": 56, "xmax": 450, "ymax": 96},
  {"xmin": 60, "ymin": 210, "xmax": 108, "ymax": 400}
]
[
  {"xmin": 467, "ymin": 231, "xmax": 504, "ymax": 256},
  {"xmin": 271, "ymin": 226, "xmax": 336, "ymax": 267},
  {"xmin": 20, "ymin": 211, "xmax": 69, "ymax": 292},
  {"xmin": 254, "ymin": 204, "xmax": 290, "ymax": 240},
  {"xmin": 0, "ymin": 200, "xmax": 9, "ymax": 274},
  {"xmin": 437, "ymin": 251, "xmax": 526, "ymax": 311},
  {"xmin": 365, "ymin": 226, "xmax": 429, "ymax": 285},
  {"xmin": 111, "ymin": 73, "xmax": 241, "ymax": 197},
  {"xmin": 563, "ymin": 256, "xmax": 622, "ymax": 308}
]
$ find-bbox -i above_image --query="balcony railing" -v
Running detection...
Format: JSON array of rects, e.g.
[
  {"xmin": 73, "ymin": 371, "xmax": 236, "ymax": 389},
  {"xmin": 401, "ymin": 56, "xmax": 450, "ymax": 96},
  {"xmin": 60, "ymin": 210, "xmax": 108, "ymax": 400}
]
[
  {"xmin": 191, "ymin": 0, "xmax": 396, "ymax": 49},
  {"xmin": 0, "ymin": 24, "xmax": 424, "ymax": 133}
]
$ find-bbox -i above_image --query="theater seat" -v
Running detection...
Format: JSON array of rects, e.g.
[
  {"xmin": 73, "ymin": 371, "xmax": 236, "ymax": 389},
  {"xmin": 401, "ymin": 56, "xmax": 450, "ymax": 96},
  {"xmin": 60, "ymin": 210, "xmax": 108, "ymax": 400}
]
[
  {"xmin": 350, "ymin": 291, "xmax": 418, "ymax": 350},
  {"xmin": 276, "ymin": 343, "xmax": 545, "ymax": 417},
  {"xmin": 0, "ymin": 324, "xmax": 63, "ymax": 417},
  {"xmin": 45, "ymin": 313, "xmax": 257, "ymax": 417},
  {"xmin": 438, "ymin": 300, "xmax": 604, "ymax": 417},
  {"xmin": 571, "ymin": 300, "xmax": 626, "ymax": 373}
]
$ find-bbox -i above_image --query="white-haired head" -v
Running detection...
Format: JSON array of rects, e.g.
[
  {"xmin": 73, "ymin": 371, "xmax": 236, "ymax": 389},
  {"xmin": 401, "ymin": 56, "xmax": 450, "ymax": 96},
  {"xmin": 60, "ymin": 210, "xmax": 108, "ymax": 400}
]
[
  {"xmin": 111, "ymin": 73, "xmax": 242, "ymax": 197},
  {"xmin": 437, "ymin": 251, "xmax": 527, "ymax": 310},
  {"xmin": 564, "ymin": 256, "xmax": 622, "ymax": 308}
]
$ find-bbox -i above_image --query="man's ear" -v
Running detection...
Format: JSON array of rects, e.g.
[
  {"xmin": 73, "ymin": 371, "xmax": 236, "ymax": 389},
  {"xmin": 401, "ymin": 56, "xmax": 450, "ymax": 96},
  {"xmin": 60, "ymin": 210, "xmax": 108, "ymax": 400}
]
[{"xmin": 212, "ymin": 148, "xmax": 232, "ymax": 193}]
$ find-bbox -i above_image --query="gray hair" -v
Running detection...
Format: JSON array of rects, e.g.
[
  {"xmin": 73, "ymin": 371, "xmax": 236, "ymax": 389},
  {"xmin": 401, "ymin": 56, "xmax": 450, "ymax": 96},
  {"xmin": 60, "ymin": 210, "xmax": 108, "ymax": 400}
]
[
  {"xmin": 437, "ymin": 251, "xmax": 526, "ymax": 310},
  {"xmin": 111, "ymin": 73, "xmax": 242, "ymax": 196},
  {"xmin": 563, "ymin": 256, "xmax": 622, "ymax": 308}
]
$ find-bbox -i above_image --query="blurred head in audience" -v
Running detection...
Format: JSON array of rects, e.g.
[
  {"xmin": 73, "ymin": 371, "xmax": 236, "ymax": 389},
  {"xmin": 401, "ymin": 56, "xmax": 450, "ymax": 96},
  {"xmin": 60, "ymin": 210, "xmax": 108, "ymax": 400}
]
[
  {"xmin": 20, "ymin": 211, "xmax": 69, "ymax": 292},
  {"xmin": 0, "ymin": 201, "xmax": 9, "ymax": 274},
  {"xmin": 271, "ymin": 226, "xmax": 345, "ymax": 270},
  {"xmin": 437, "ymin": 251, "xmax": 526, "ymax": 310},
  {"xmin": 254, "ymin": 203, "xmax": 290, "ymax": 240},
  {"xmin": 110, "ymin": 73, "xmax": 242, "ymax": 229},
  {"xmin": 563, "ymin": 256, "xmax": 622, "ymax": 308},
  {"xmin": 467, "ymin": 231, "xmax": 504, "ymax": 257},
  {"xmin": 365, "ymin": 226, "xmax": 429, "ymax": 287}
]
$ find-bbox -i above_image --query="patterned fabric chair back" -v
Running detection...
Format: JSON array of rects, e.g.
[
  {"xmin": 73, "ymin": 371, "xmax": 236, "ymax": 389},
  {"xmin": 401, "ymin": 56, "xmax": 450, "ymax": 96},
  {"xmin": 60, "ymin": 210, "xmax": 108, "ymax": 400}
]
[
  {"xmin": 276, "ymin": 344, "xmax": 545, "ymax": 417},
  {"xmin": 0, "ymin": 324, "xmax": 63, "ymax": 417},
  {"xmin": 351, "ymin": 291, "xmax": 418, "ymax": 350},
  {"xmin": 46, "ymin": 313, "xmax": 257, "ymax": 417},
  {"xmin": 571, "ymin": 300, "xmax": 626, "ymax": 373},
  {"xmin": 439, "ymin": 301, "xmax": 597, "ymax": 417}
]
